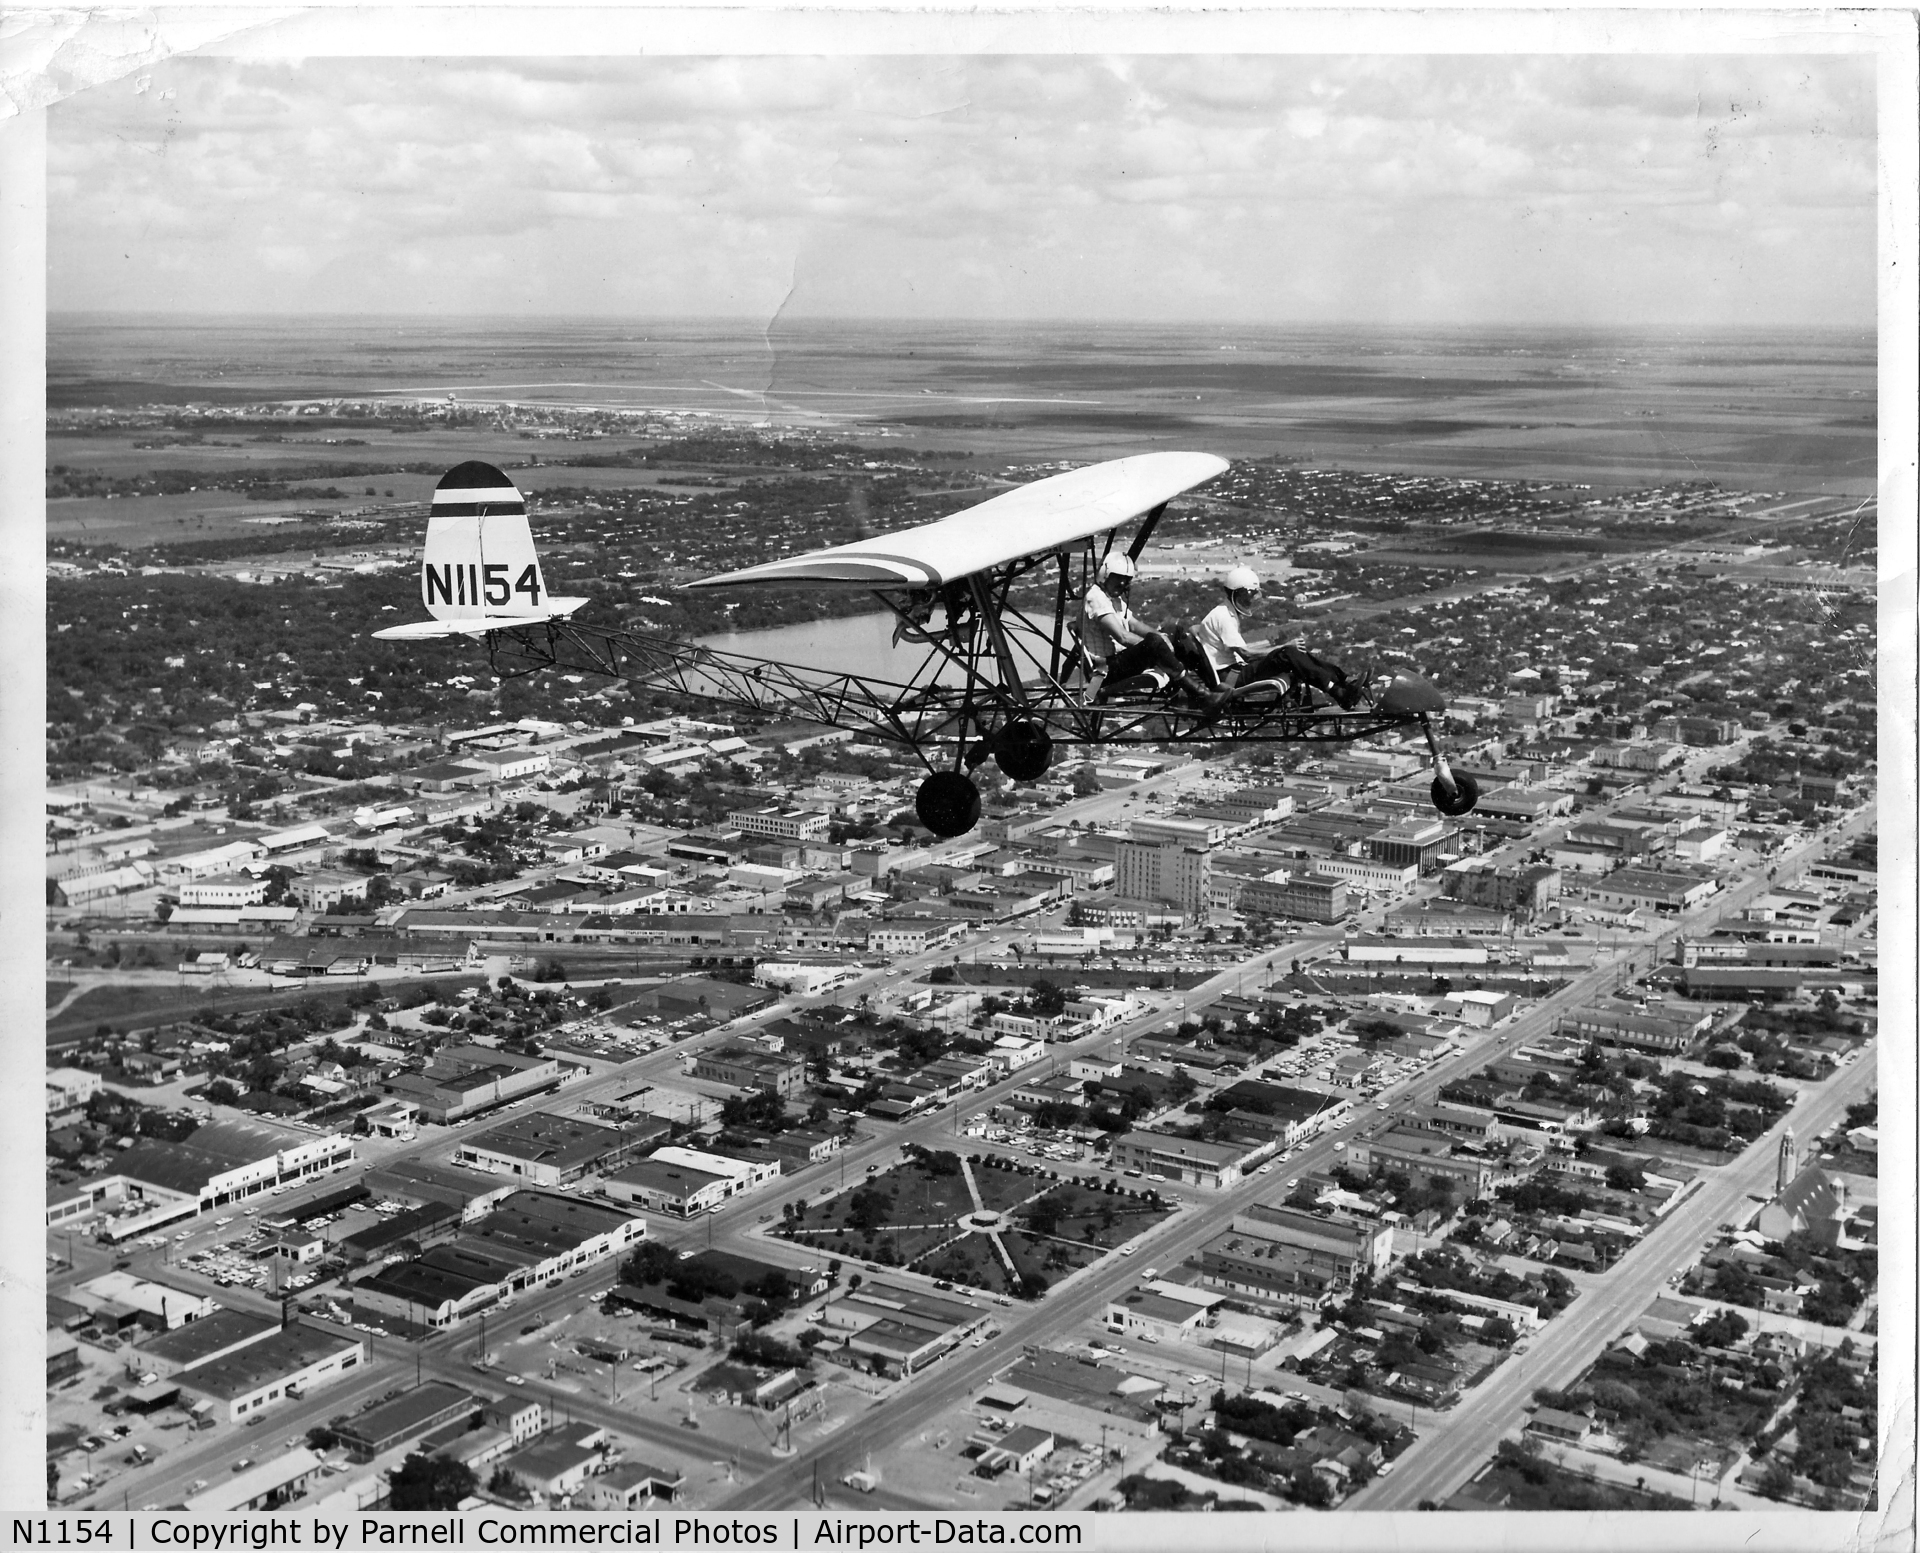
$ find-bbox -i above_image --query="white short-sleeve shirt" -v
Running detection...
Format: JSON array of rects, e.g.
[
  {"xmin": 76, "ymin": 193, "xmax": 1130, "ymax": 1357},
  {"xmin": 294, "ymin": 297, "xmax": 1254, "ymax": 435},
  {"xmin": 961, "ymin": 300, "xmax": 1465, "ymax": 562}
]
[
  {"xmin": 1193, "ymin": 601, "xmax": 1251, "ymax": 673},
  {"xmin": 1081, "ymin": 583, "xmax": 1137, "ymax": 662}
]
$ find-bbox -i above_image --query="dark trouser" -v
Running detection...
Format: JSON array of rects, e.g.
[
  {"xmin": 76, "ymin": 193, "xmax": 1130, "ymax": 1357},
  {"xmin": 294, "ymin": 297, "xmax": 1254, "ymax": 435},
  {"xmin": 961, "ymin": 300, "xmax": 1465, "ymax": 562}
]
[
  {"xmin": 1239, "ymin": 642, "xmax": 1346, "ymax": 693},
  {"xmin": 1097, "ymin": 632, "xmax": 1188, "ymax": 696},
  {"xmin": 1171, "ymin": 629, "xmax": 1342, "ymax": 694}
]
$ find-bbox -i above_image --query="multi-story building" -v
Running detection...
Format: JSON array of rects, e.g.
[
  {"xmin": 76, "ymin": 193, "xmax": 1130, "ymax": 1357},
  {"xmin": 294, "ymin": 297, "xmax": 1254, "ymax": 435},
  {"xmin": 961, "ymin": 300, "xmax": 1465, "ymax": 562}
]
[
  {"xmin": 1114, "ymin": 841, "xmax": 1212, "ymax": 920},
  {"xmin": 1343, "ymin": 1126, "xmax": 1498, "ymax": 1196},
  {"xmin": 1109, "ymin": 1131, "xmax": 1251, "ymax": 1189},
  {"xmin": 1239, "ymin": 872, "xmax": 1349, "ymax": 923},
  {"xmin": 692, "ymin": 1045, "xmax": 808, "ymax": 1097},
  {"xmin": 180, "ymin": 873, "xmax": 270, "ymax": 909},
  {"xmin": 1197, "ymin": 1205, "xmax": 1392, "ymax": 1310},
  {"xmin": 726, "ymin": 807, "xmax": 830, "ymax": 842},
  {"xmin": 1365, "ymin": 817, "xmax": 1461, "ymax": 874},
  {"xmin": 1440, "ymin": 862, "xmax": 1562, "ymax": 915}
]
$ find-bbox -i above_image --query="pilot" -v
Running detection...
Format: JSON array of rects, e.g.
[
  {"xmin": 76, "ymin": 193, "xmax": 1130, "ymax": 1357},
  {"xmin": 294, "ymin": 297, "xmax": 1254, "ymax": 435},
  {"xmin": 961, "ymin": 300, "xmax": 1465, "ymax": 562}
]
[
  {"xmin": 1186, "ymin": 565, "xmax": 1365, "ymax": 710},
  {"xmin": 1081, "ymin": 553, "xmax": 1222, "ymax": 710}
]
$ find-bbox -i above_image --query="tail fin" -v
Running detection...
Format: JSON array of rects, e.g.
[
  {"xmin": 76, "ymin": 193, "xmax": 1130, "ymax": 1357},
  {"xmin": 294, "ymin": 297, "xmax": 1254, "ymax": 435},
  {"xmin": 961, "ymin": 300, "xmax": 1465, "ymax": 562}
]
[
  {"xmin": 421, "ymin": 461, "xmax": 551, "ymax": 622},
  {"xmin": 373, "ymin": 461, "xmax": 587, "ymax": 640}
]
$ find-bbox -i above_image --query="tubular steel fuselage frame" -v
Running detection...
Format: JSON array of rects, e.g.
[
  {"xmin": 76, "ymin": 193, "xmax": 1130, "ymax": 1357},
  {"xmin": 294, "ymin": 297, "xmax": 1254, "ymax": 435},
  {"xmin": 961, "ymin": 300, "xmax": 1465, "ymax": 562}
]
[{"xmin": 476, "ymin": 537, "xmax": 1434, "ymax": 775}]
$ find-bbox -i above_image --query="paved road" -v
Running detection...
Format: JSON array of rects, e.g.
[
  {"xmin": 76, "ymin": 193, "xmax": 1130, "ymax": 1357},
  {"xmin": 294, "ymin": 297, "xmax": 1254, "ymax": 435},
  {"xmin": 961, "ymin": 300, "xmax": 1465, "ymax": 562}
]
[{"xmin": 1349, "ymin": 1041, "xmax": 1880, "ymax": 1510}]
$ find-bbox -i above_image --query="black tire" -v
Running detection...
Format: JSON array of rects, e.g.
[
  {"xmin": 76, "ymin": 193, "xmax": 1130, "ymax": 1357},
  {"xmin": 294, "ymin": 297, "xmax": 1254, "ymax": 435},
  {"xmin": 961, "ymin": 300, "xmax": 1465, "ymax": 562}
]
[
  {"xmin": 1431, "ymin": 771, "xmax": 1480, "ymax": 817},
  {"xmin": 993, "ymin": 719, "xmax": 1053, "ymax": 782},
  {"xmin": 916, "ymin": 772, "xmax": 982, "ymax": 838}
]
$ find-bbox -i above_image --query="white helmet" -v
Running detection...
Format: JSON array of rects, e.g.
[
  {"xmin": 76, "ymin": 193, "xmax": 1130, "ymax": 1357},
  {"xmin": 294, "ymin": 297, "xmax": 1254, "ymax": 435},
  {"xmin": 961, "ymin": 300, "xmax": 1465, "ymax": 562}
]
[
  {"xmin": 1223, "ymin": 565, "xmax": 1262, "ymax": 595},
  {"xmin": 1100, "ymin": 553, "xmax": 1137, "ymax": 580}
]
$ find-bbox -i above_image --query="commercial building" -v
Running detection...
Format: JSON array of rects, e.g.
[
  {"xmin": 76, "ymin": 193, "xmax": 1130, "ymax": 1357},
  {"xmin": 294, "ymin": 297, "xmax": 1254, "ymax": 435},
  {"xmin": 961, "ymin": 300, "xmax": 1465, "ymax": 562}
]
[
  {"xmin": 1344, "ymin": 1126, "xmax": 1499, "ymax": 1196},
  {"xmin": 578, "ymin": 1462, "xmax": 685, "ymax": 1509},
  {"xmin": 72, "ymin": 1272, "xmax": 216, "ymax": 1333},
  {"xmin": 1197, "ymin": 1205, "xmax": 1393, "ymax": 1310},
  {"xmin": 352, "ymin": 1192, "xmax": 648, "ymax": 1329},
  {"xmin": 130, "ymin": 1308, "xmax": 279, "ymax": 1379},
  {"xmin": 692, "ymin": 1045, "xmax": 808, "ymax": 1097},
  {"xmin": 1239, "ymin": 872, "xmax": 1349, "ymax": 923},
  {"xmin": 726, "ymin": 807, "xmax": 830, "ymax": 842},
  {"xmin": 1558, "ymin": 1003, "xmax": 1708, "ymax": 1055},
  {"xmin": 1109, "ymin": 1131, "xmax": 1251, "ymax": 1189},
  {"xmin": 1585, "ymin": 869, "xmax": 1719, "ymax": 915},
  {"xmin": 382, "ymin": 1046, "xmax": 567, "ymax": 1124},
  {"xmin": 75, "ymin": 1117, "xmax": 356, "ymax": 1239},
  {"xmin": 452, "ymin": 1112, "xmax": 638, "ymax": 1187},
  {"xmin": 1114, "ymin": 841, "xmax": 1212, "ymax": 920},
  {"xmin": 1103, "ymin": 1282, "xmax": 1225, "ymax": 1343},
  {"xmin": 1441, "ymin": 862, "xmax": 1562, "ymax": 915},
  {"xmin": 331, "ymin": 1382, "xmax": 479, "ymax": 1458},
  {"xmin": 174, "ymin": 1322, "xmax": 366, "ymax": 1423},
  {"xmin": 183, "ymin": 1448, "xmax": 326, "ymax": 1514},
  {"xmin": 604, "ymin": 1147, "xmax": 780, "ymax": 1217},
  {"xmin": 818, "ymin": 1281, "xmax": 988, "ymax": 1379},
  {"xmin": 1365, "ymin": 817, "xmax": 1461, "ymax": 874}
]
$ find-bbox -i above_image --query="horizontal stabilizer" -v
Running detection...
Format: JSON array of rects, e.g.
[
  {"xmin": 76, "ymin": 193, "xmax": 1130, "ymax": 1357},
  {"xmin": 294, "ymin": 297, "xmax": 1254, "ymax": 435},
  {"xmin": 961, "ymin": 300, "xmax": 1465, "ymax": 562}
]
[{"xmin": 373, "ymin": 598, "xmax": 589, "ymax": 641}]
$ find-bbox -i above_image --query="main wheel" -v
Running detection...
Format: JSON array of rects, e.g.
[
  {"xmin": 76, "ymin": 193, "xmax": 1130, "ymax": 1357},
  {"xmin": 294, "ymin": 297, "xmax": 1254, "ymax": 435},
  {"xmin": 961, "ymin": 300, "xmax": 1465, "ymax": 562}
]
[
  {"xmin": 915, "ymin": 771, "xmax": 982, "ymax": 838},
  {"xmin": 1431, "ymin": 771, "xmax": 1480, "ymax": 817},
  {"xmin": 993, "ymin": 719, "xmax": 1053, "ymax": 782}
]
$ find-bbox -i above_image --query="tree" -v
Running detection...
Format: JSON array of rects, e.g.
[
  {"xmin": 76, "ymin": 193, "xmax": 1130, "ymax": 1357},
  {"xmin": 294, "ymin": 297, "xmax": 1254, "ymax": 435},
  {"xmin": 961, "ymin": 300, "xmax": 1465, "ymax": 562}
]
[
  {"xmin": 388, "ymin": 1453, "xmax": 476, "ymax": 1511},
  {"xmin": 621, "ymin": 1239, "xmax": 676, "ymax": 1288}
]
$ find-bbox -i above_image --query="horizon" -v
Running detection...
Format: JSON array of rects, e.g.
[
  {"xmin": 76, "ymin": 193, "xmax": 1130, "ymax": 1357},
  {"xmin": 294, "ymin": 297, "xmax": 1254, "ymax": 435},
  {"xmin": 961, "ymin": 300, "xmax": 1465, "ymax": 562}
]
[
  {"xmin": 46, "ymin": 312, "xmax": 1878, "ymax": 339},
  {"xmin": 49, "ymin": 54, "xmax": 1875, "ymax": 331}
]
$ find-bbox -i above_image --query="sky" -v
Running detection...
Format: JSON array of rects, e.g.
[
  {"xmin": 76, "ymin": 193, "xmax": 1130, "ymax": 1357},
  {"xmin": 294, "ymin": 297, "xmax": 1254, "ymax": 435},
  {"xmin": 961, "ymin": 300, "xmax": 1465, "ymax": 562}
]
[{"xmin": 47, "ymin": 51, "xmax": 1878, "ymax": 328}]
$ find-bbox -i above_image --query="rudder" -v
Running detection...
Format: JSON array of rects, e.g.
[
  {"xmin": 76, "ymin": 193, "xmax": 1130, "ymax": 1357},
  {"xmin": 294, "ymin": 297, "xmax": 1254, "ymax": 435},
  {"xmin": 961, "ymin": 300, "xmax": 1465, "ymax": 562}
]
[{"xmin": 421, "ymin": 461, "xmax": 551, "ymax": 621}]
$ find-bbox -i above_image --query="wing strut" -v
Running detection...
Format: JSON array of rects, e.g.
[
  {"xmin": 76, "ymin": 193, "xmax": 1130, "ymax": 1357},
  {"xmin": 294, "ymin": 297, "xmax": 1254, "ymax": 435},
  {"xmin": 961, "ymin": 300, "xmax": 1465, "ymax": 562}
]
[{"xmin": 1125, "ymin": 501, "xmax": 1171, "ymax": 561}]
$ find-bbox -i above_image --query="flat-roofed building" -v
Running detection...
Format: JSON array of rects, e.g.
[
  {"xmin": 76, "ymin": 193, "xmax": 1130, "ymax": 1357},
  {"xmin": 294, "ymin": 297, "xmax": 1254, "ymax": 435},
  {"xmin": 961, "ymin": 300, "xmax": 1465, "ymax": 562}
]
[
  {"xmin": 184, "ymin": 1448, "xmax": 325, "ymax": 1514},
  {"xmin": 174, "ymin": 1323, "xmax": 366, "ymax": 1423},
  {"xmin": 130, "ymin": 1308, "xmax": 278, "ymax": 1379},
  {"xmin": 382, "ymin": 1045, "xmax": 567, "ymax": 1124},
  {"xmin": 605, "ymin": 1147, "xmax": 780, "ymax": 1217},
  {"xmin": 452, "ymin": 1111, "xmax": 638, "ymax": 1187},
  {"xmin": 1103, "ymin": 1283, "xmax": 1224, "ymax": 1342},
  {"xmin": 1345, "ymin": 1126, "xmax": 1497, "ymax": 1195},
  {"xmin": 1587, "ymin": 868, "xmax": 1718, "ymax": 915},
  {"xmin": 1115, "ymin": 840, "xmax": 1212, "ymax": 921},
  {"xmin": 822, "ymin": 1280, "xmax": 988, "ymax": 1379},
  {"xmin": 579, "ymin": 1461, "xmax": 685, "ymax": 1509},
  {"xmin": 1197, "ymin": 1205, "xmax": 1392, "ymax": 1311},
  {"xmin": 331, "ymin": 1382, "xmax": 479, "ymax": 1458},
  {"xmin": 1366, "ymin": 817, "xmax": 1461, "ymax": 874},
  {"xmin": 1558, "ymin": 1003, "xmax": 1704, "ymax": 1054},
  {"xmin": 693, "ymin": 1045, "xmax": 807, "ymax": 1097},
  {"xmin": 1110, "ymin": 1131, "xmax": 1251, "ymax": 1189},
  {"xmin": 727, "ymin": 807, "xmax": 829, "ymax": 842},
  {"xmin": 72, "ymin": 1271, "xmax": 216, "ymax": 1332},
  {"xmin": 77, "ymin": 1117, "xmax": 356, "ymax": 1239},
  {"xmin": 350, "ymin": 1258, "xmax": 500, "ymax": 1330},
  {"xmin": 457, "ymin": 1190, "xmax": 647, "ymax": 1283},
  {"xmin": 1239, "ymin": 872, "xmax": 1349, "ymax": 923}
]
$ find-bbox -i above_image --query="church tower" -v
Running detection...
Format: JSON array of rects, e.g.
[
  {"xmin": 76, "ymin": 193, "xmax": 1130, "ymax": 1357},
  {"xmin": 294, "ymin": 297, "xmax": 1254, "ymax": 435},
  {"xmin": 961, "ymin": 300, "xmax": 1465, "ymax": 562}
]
[{"xmin": 1776, "ymin": 1127, "xmax": 1798, "ymax": 1195}]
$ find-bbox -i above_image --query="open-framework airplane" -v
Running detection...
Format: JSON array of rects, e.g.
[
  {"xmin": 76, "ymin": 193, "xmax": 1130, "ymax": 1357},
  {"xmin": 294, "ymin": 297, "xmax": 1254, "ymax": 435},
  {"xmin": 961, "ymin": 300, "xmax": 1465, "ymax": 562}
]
[{"xmin": 373, "ymin": 455, "xmax": 1480, "ymax": 838}]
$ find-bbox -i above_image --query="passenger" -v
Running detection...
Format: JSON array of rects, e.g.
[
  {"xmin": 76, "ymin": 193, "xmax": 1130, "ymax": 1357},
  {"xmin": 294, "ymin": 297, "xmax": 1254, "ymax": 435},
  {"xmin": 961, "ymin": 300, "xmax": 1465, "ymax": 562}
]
[
  {"xmin": 1081, "ymin": 554, "xmax": 1222, "ymax": 710},
  {"xmin": 1187, "ymin": 566, "xmax": 1365, "ymax": 710}
]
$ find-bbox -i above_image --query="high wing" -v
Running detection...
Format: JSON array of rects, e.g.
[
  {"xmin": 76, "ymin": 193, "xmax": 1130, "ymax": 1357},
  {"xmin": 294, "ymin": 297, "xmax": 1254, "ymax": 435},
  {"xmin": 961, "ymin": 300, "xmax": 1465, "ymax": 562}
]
[
  {"xmin": 685, "ymin": 450, "xmax": 1230, "ymax": 590},
  {"xmin": 372, "ymin": 460, "xmax": 588, "ymax": 641}
]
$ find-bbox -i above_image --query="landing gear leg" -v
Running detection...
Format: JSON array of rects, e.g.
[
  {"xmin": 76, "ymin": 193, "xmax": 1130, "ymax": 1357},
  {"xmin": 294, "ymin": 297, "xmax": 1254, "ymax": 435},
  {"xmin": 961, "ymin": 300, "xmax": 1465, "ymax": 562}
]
[
  {"xmin": 1421, "ymin": 714, "xmax": 1480, "ymax": 817},
  {"xmin": 916, "ymin": 771, "xmax": 982, "ymax": 838}
]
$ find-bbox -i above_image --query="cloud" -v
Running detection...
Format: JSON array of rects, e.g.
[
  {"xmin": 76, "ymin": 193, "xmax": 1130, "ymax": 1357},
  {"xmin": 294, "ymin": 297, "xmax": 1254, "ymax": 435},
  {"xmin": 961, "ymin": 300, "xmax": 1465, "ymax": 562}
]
[{"xmin": 48, "ymin": 53, "xmax": 1877, "ymax": 325}]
